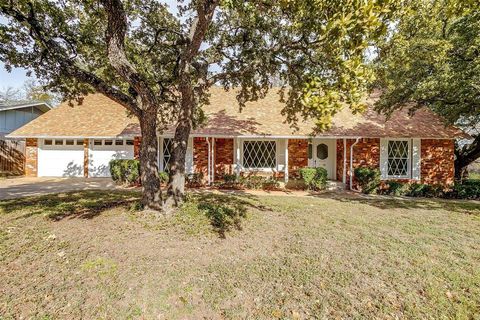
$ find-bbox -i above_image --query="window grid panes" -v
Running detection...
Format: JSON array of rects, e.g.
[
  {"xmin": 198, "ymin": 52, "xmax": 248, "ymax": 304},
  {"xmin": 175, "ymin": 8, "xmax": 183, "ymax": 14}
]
[
  {"xmin": 162, "ymin": 138, "xmax": 173, "ymax": 172},
  {"xmin": 387, "ymin": 140, "xmax": 409, "ymax": 176},
  {"xmin": 243, "ymin": 141, "xmax": 276, "ymax": 169}
]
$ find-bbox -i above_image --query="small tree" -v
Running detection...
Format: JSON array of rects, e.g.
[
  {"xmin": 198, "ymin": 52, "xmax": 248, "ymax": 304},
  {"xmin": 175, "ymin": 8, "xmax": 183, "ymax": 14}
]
[{"xmin": 1, "ymin": 0, "xmax": 396, "ymax": 211}]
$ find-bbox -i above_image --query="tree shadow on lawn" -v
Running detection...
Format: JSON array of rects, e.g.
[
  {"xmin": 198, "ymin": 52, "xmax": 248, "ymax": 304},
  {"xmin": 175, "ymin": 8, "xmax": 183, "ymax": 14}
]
[
  {"xmin": 309, "ymin": 191, "xmax": 480, "ymax": 215},
  {"xmin": 0, "ymin": 190, "xmax": 140, "ymax": 221},
  {"xmin": 187, "ymin": 191, "xmax": 269, "ymax": 238}
]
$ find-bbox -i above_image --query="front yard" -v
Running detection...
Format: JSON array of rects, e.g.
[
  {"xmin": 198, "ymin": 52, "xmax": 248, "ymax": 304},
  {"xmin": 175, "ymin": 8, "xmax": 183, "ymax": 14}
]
[{"xmin": 0, "ymin": 190, "xmax": 479, "ymax": 319}]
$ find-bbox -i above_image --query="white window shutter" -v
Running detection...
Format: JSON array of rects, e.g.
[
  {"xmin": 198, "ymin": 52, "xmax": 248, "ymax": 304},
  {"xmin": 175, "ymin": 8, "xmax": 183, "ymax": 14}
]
[
  {"xmin": 276, "ymin": 139, "xmax": 285, "ymax": 171},
  {"xmin": 380, "ymin": 139, "xmax": 388, "ymax": 179},
  {"xmin": 185, "ymin": 137, "xmax": 194, "ymax": 174},
  {"xmin": 411, "ymin": 138, "xmax": 421, "ymax": 180}
]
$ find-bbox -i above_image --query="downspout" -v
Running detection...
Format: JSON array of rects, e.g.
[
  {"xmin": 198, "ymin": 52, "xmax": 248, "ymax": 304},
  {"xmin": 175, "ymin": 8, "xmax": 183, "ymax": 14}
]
[
  {"xmin": 206, "ymin": 137, "xmax": 211, "ymax": 185},
  {"xmin": 349, "ymin": 137, "xmax": 361, "ymax": 191},
  {"xmin": 211, "ymin": 138, "xmax": 215, "ymax": 184}
]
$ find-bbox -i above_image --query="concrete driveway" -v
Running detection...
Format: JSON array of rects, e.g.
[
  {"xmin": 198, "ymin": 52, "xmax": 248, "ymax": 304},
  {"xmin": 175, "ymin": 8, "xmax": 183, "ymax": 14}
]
[{"xmin": 0, "ymin": 177, "xmax": 125, "ymax": 200}]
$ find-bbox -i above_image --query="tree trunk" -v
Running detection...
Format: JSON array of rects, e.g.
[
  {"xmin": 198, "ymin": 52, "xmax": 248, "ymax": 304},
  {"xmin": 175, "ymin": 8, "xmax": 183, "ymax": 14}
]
[
  {"xmin": 165, "ymin": 81, "xmax": 194, "ymax": 209},
  {"xmin": 139, "ymin": 109, "xmax": 163, "ymax": 211},
  {"xmin": 454, "ymin": 135, "xmax": 480, "ymax": 180}
]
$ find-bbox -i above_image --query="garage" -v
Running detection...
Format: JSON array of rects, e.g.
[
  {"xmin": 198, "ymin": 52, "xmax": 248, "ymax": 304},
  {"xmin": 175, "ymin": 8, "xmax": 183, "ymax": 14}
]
[
  {"xmin": 88, "ymin": 138, "xmax": 135, "ymax": 177},
  {"xmin": 38, "ymin": 139, "xmax": 85, "ymax": 177}
]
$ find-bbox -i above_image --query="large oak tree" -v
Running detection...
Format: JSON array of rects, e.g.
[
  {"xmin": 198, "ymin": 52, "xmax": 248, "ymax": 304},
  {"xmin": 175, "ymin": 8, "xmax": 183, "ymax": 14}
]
[
  {"xmin": 373, "ymin": 0, "xmax": 479, "ymax": 178},
  {"xmin": 1, "ymin": 0, "xmax": 396, "ymax": 211}
]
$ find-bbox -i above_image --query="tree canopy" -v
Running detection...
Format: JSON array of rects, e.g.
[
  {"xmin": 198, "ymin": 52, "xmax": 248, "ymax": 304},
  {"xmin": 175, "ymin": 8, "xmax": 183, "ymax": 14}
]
[
  {"xmin": 373, "ymin": 0, "xmax": 480, "ymax": 176},
  {"xmin": 1, "ymin": 0, "xmax": 397, "ymax": 210}
]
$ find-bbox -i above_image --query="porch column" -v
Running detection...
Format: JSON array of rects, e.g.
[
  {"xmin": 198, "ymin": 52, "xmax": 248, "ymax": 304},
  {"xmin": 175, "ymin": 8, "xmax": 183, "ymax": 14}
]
[
  {"xmin": 342, "ymin": 138, "xmax": 347, "ymax": 184},
  {"xmin": 235, "ymin": 137, "xmax": 241, "ymax": 177},
  {"xmin": 83, "ymin": 138, "xmax": 89, "ymax": 178},
  {"xmin": 284, "ymin": 139, "xmax": 289, "ymax": 183}
]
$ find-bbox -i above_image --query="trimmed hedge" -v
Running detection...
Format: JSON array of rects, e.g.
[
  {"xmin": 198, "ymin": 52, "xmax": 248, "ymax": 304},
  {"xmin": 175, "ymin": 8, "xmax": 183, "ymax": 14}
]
[
  {"xmin": 109, "ymin": 159, "xmax": 140, "ymax": 185},
  {"xmin": 354, "ymin": 167, "xmax": 381, "ymax": 194},
  {"xmin": 299, "ymin": 167, "xmax": 328, "ymax": 191},
  {"xmin": 381, "ymin": 179, "xmax": 480, "ymax": 200}
]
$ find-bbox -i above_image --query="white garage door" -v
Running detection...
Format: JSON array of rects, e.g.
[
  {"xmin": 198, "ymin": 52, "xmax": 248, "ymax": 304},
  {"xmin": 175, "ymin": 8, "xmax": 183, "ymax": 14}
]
[
  {"xmin": 89, "ymin": 139, "xmax": 135, "ymax": 177},
  {"xmin": 38, "ymin": 139, "xmax": 84, "ymax": 177}
]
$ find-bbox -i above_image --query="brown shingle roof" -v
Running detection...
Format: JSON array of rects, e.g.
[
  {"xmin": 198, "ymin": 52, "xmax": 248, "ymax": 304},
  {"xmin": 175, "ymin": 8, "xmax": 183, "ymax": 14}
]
[{"xmin": 9, "ymin": 87, "xmax": 468, "ymax": 139}]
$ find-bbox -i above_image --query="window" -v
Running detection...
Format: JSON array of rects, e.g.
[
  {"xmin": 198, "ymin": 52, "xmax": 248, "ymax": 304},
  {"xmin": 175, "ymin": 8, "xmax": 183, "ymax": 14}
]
[
  {"xmin": 316, "ymin": 143, "xmax": 328, "ymax": 160},
  {"xmin": 44, "ymin": 139, "xmax": 52, "ymax": 145},
  {"xmin": 104, "ymin": 140, "xmax": 113, "ymax": 146},
  {"xmin": 243, "ymin": 140, "xmax": 276, "ymax": 169},
  {"xmin": 308, "ymin": 143, "xmax": 313, "ymax": 159},
  {"xmin": 65, "ymin": 139, "xmax": 74, "ymax": 145},
  {"xmin": 55, "ymin": 139, "xmax": 63, "ymax": 145},
  {"xmin": 94, "ymin": 139, "xmax": 102, "ymax": 145},
  {"xmin": 162, "ymin": 138, "xmax": 173, "ymax": 172},
  {"xmin": 76, "ymin": 140, "xmax": 83, "ymax": 145},
  {"xmin": 387, "ymin": 140, "xmax": 410, "ymax": 177},
  {"xmin": 126, "ymin": 140, "xmax": 134, "ymax": 146},
  {"xmin": 115, "ymin": 140, "xmax": 124, "ymax": 146}
]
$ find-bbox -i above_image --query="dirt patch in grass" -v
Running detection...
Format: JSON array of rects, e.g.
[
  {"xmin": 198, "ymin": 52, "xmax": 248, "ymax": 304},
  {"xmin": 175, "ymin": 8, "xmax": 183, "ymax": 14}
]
[{"xmin": 1, "ymin": 190, "xmax": 479, "ymax": 319}]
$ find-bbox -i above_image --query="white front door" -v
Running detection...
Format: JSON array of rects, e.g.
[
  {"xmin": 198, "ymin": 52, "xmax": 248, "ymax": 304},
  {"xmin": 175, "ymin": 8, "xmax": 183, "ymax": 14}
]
[{"xmin": 307, "ymin": 139, "xmax": 336, "ymax": 179}]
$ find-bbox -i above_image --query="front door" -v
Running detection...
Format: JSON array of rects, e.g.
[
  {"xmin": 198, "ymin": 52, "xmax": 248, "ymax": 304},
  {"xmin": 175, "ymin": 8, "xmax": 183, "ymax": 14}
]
[{"xmin": 307, "ymin": 139, "xmax": 336, "ymax": 179}]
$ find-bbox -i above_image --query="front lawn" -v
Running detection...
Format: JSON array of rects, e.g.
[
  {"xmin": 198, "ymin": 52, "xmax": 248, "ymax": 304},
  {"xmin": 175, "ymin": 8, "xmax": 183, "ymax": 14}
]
[{"xmin": 1, "ymin": 190, "xmax": 479, "ymax": 319}]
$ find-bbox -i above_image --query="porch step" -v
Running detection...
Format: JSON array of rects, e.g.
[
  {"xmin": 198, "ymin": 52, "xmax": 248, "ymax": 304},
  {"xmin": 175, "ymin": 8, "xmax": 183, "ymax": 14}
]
[{"xmin": 326, "ymin": 180, "xmax": 346, "ymax": 191}]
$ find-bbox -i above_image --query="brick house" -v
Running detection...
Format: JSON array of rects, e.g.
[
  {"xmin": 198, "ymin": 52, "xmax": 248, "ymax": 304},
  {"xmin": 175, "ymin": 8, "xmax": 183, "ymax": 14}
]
[{"xmin": 8, "ymin": 88, "xmax": 468, "ymax": 188}]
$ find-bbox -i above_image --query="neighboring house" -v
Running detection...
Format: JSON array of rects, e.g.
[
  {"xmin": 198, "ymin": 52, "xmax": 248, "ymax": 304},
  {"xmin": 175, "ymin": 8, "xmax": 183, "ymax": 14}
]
[
  {"xmin": 0, "ymin": 100, "xmax": 52, "ymax": 175},
  {"xmin": 8, "ymin": 88, "xmax": 468, "ymax": 188}
]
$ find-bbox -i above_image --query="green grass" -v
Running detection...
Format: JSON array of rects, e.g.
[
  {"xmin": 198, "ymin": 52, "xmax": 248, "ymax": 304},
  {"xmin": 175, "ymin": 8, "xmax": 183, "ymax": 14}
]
[{"xmin": 0, "ymin": 190, "xmax": 479, "ymax": 319}]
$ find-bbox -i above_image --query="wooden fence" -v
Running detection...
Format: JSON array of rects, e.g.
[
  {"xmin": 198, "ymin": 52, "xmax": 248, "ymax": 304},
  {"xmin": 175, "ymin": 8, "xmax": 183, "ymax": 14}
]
[{"xmin": 0, "ymin": 139, "xmax": 25, "ymax": 176}]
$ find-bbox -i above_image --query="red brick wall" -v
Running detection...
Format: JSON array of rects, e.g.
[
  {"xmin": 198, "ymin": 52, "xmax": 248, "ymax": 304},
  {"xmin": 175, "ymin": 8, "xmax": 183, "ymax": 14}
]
[
  {"xmin": 337, "ymin": 138, "xmax": 380, "ymax": 188},
  {"xmin": 336, "ymin": 138, "xmax": 455, "ymax": 188},
  {"xmin": 214, "ymin": 138, "xmax": 234, "ymax": 180},
  {"xmin": 421, "ymin": 139, "xmax": 455, "ymax": 186},
  {"xmin": 288, "ymin": 139, "xmax": 308, "ymax": 178},
  {"xmin": 193, "ymin": 137, "xmax": 209, "ymax": 180},
  {"xmin": 25, "ymin": 138, "xmax": 38, "ymax": 177},
  {"xmin": 134, "ymin": 136, "xmax": 141, "ymax": 159}
]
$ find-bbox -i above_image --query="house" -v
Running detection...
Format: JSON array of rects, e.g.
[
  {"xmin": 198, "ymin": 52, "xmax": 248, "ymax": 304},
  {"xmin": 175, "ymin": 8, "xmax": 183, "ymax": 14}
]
[
  {"xmin": 7, "ymin": 88, "xmax": 468, "ymax": 188},
  {"xmin": 0, "ymin": 100, "xmax": 52, "ymax": 175}
]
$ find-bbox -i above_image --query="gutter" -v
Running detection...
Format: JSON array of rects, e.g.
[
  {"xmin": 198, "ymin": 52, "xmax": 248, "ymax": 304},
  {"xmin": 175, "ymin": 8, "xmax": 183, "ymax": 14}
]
[{"xmin": 349, "ymin": 137, "xmax": 361, "ymax": 191}]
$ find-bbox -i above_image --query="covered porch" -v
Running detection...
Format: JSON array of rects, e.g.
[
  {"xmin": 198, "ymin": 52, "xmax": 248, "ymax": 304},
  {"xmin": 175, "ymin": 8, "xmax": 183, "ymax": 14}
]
[{"xmin": 158, "ymin": 136, "xmax": 358, "ymax": 187}]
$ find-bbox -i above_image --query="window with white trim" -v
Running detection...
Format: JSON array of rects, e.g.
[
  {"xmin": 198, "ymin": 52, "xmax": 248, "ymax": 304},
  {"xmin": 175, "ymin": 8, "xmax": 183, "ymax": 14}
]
[
  {"xmin": 162, "ymin": 138, "xmax": 173, "ymax": 172},
  {"xmin": 387, "ymin": 140, "xmax": 410, "ymax": 177},
  {"xmin": 243, "ymin": 140, "xmax": 276, "ymax": 169}
]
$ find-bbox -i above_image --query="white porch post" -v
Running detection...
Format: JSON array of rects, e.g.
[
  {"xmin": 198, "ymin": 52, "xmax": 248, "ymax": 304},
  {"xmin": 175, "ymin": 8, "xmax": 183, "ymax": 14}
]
[
  {"xmin": 342, "ymin": 138, "xmax": 347, "ymax": 184},
  {"xmin": 284, "ymin": 139, "xmax": 289, "ymax": 183},
  {"xmin": 235, "ymin": 137, "xmax": 241, "ymax": 177}
]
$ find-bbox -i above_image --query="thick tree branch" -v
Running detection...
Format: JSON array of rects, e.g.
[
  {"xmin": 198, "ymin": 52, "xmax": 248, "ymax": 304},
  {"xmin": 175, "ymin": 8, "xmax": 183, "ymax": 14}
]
[
  {"xmin": 0, "ymin": 1, "xmax": 141, "ymax": 117},
  {"xmin": 100, "ymin": 0, "xmax": 157, "ymax": 112}
]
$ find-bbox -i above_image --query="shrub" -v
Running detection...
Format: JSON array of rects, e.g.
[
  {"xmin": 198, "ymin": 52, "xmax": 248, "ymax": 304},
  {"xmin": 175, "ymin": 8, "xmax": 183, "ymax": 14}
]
[
  {"xmin": 354, "ymin": 167, "xmax": 381, "ymax": 194},
  {"xmin": 384, "ymin": 181, "xmax": 410, "ymax": 196},
  {"xmin": 186, "ymin": 172, "xmax": 204, "ymax": 187},
  {"xmin": 240, "ymin": 176, "xmax": 266, "ymax": 189},
  {"xmin": 158, "ymin": 171, "xmax": 169, "ymax": 184},
  {"xmin": 109, "ymin": 159, "xmax": 140, "ymax": 185},
  {"xmin": 262, "ymin": 177, "xmax": 280, "ymax": 190},
  {"xmin": 447, "ymin": 179, "xmax": 480, "ymax": 200},
  {"xmin": 299, "ymin": 167, "xmax": 328, "ymax": 191},
  {"xmin": 223, "ymin": 174, "xmax": 237, "ymax": 184}
]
